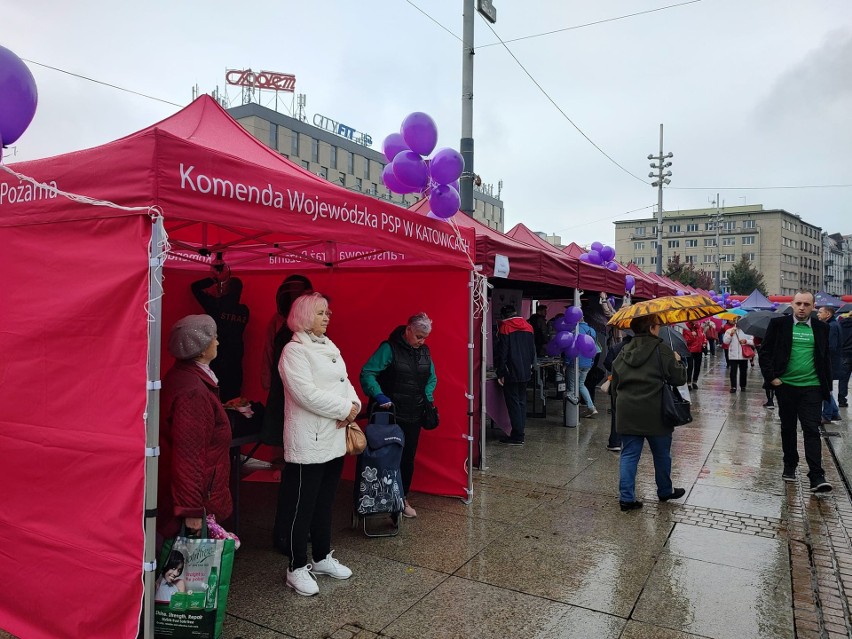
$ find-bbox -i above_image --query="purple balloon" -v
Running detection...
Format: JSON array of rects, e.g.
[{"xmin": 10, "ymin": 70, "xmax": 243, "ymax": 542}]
[
  {"xmin": 577, "ymin": 334, "xmax": 598, "ymax": 358},
  {"xmin": 676, "ymin": 290, "xmax": 685, "ymax": 296},
  {"xmin": 0, "ymin": 46, "xmax": 38, "ymax": 145},
  {"xmin": 430, "ymin": 147, "xmax": 464, "ymax": 185},
  {"xmin": 555, "ymin": 331, "xmax": 575, "ymax": 351},
  {"xmin": 608, "ymin": 296, "xmax": 616, "ymax": 307},
  {"xmin": 565, "ymin": 342, "xmax": 581, "ymax": 359},
  {"xmin": 451, "ymin": 179, "xmax": 460, "ymax": 192},
  {"xmin": 392, "ymin": 151, "xmax": 429, "ymax": 188},
  {"xmin": 565, "ymin": 306, "xmax": 583, "ymax": 325},
  {"xmin": 625, "ymin": 275, "xmax": 636, "ymax": 292},
  {"xmin": 606, "ymin": 261, "xmax": 619, "ymax": 272},
  {"xmin": 382, "ymin": 163, "xmax": 418, "ymax": 194},
  {"xmin": 579, "ymin": 253, "xmax": 591, "ymax": 263},
  {"xmin": 545, "ymin": 339, "xmax": 562, "ymax": 357},
  {"xmin": 600, "ymin": 245, "xmax": 616, "ymax": 262},
  {"xmin": 429, "ymin": 184, "xmax": 460, "ymax": 219},
  {"xmin": 587, "ymin": 250, "xmax": 603, "ymax": 265},
  {"xmin": 708, "ymin": 290, "xmax": 716, "ymax": 296},
  {"xmin": 426, "ymin": 211, "xmax": 448, "ymax": 222},
  {"xmin": 400, "ymin": 112, "xmax": 438, "ymax": 157},
  {"xmin": 382, "ymin": 132, "xmax": 409, "ymax": 163},
  {"xmin": 591, "ymin": 241, "xmax": 604, "ymax": 253},
  {"xmin": 553, "ymin": 316, "xmax": 571, "ymax": 333}
]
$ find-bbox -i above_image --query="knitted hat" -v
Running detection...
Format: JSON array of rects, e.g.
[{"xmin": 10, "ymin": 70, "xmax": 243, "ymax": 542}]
[{"xmin": 168, "ymin": 314, "xmax": 217, "ymax": 360}]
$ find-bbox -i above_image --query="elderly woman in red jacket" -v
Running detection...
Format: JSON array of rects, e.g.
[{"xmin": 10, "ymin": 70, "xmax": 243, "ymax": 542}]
[
  {"xmin": 682, "ymin": 321, "xmax": 706, "ymax": 390},
  {"xmin": 158, "ymin": 314, "xmax": 232, "ymax": 542}
]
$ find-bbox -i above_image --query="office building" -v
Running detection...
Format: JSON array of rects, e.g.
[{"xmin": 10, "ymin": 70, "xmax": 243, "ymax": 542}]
[
  {"xmin": 822, "ymin": 232, "xmax": 852, "ymax": 297},
  {"xmin": 614, "ymin": 205, "xmax": 822, "ymax": 296}
]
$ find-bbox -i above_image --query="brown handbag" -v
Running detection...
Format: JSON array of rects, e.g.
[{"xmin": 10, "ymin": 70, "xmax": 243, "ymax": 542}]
[{"xmin": 345, "ymin": 422, "xmax": 367, "ymax": 455}]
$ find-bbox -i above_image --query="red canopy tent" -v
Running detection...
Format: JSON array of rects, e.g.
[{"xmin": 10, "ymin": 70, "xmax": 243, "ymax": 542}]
[
  {"xmin": 625, "ymin": 263, "xmax": 677, "ymax": 297},
  {"xmin": 560, "ymin": 242, "xmax": 630, "ymax": 297},
  {"xmin": 0, "ymin": 96, "xmax": 476, "ymax": 639}
]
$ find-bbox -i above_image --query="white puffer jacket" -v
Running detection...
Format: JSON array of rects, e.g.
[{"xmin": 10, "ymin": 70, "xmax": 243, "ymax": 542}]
[
  {"xmin": 279, "ymin": 331, "xmax": 361, "ymax": 464},
  {"xmin": 722, "ymin": 327, "xmax": 755, "ymax": 361}
]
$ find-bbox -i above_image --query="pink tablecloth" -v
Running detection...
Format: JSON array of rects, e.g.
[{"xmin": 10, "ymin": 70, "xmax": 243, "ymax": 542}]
[{"xmin": 485, "ymin": 378, "xmax": 511, "ymax": 435}]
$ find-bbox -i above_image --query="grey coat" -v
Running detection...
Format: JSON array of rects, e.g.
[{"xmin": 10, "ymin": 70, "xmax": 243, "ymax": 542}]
[{"xmin": 612, "ymin": 334, "xmax": 688, "ymax": 437}]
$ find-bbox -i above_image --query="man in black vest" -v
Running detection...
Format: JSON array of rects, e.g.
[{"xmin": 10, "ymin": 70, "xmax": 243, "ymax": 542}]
[
  {"xmin": 759, "ymin": 291, "xmax": 832, "ymax": 492},
  {"xmin": 495, "ymin": 304, "xmax": 536, "ymax": 445},
  {"xmin": 361, "ymin": 313, "xmax": 436, "ymax": 519}
]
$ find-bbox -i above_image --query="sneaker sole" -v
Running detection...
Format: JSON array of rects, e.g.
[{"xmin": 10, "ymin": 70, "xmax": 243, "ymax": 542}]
[
  {"xmin": 311, "ymin": 569, "xmax": 352, "ymax": 580},
  {"xmin": 782, "ymin": 475, "xmax": 796, "ymax": 482},
  {"xmin": 286, "ymin": 581, "xmax": 319, "ymax": 596},
  {"xmin": 811, "ymin": 483, "xmax": 833, "ymax": 493}
]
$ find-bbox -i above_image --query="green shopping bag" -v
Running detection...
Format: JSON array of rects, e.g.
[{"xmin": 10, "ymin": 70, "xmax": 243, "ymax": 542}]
[{"xmin": 154, "ymin": 524, "xmax": 235, "ymax": 639}]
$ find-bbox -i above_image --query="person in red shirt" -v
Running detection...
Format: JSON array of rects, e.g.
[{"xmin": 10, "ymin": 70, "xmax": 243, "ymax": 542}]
[
  {"xmin": 683, "ymin": 321, "xmax": 707, "ymax": 390},
  {"xmin": 720, "ymin": 321, "xmax": 735, "ymax": 367},
  {"xmin": 703, "ymin": 320, "xmax": 719, "ymax": 356}
]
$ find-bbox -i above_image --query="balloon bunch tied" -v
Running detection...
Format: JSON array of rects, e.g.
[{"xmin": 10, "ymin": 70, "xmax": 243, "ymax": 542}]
[
  {"xmin": 708, "ymin": 290, "xmax": 741, "ymax": 309},
  {"xmin": 580, "ymin": 241, "xmax": 635, "ymax": 296},
  {"xmin": 544, "ymin": 307, "xmax": 597, "ymax": 360},
  {"xmin": 0, "ymin": 46, "xmax": 39, "ymax": 155},
  {"xmin": 381, "ymin": 112, "xmax": 463, "ymax": 220}
]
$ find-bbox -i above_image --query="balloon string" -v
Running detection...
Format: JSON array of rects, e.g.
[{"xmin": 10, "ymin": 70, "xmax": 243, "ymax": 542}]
[{"xmin": 0, "ymin": 164, "xmax": 160, "ymax": 217}]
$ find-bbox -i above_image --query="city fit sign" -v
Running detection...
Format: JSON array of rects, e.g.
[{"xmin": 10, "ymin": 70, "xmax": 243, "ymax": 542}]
[{"xmin": 313, "ymin": 113, "xmax": 373, "ymax": 147}]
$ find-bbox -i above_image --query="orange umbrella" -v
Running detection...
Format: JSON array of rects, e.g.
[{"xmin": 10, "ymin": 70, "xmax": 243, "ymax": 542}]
[{"xmin": 607, "ymin": 294, "xmax": 725, "ymax": 329}]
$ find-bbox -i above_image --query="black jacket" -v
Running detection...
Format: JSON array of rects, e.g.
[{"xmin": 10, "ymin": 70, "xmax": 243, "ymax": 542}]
[
  {"xmin": 839, "ymin": 315, "xmax": 852, "ymax": 360},
  {"xmin": 759, "ymin": 315, "xmax": 831, "ymax": 399},
  {"xmin": 495, "ymin": 317, "xmax": 536, "ymax": 383}
]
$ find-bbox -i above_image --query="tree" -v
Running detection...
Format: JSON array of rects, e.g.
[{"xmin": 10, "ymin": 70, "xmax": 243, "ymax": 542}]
[
  {"xmin": 664, "ymin": 253, "xmax": 715, "ymax": 290},
  {"xmin": 727, "ymin": 255, "xmax": 767, "ymax": 295}
]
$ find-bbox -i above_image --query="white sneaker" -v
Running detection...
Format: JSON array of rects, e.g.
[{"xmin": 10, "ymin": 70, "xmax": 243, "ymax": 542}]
[
  {"xmin": 311, "ymin": 551, "xmax": 352, "ymax": 580},
  {"xmin": 286, "ymin": 565, "xmax": 319, "ymax": 596}
]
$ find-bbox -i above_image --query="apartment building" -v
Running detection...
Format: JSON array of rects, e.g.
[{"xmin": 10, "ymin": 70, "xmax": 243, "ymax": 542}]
[
  {"xmin": 823, "ymin": 232, "xmax": 852, "ymax": 297},
  {"xmin": 614, "ymin": 205, "xmax": 822, "ymax": 295},
  {"xmin": 227, "ymin": 102, "xmax": 505, "ymax": 230}
]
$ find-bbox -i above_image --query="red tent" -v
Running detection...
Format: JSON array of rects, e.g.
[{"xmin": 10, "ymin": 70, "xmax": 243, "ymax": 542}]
[
  {"xmin": 0, "ymin": 97, "xmax": 476, "ymax": 639},
  {"xmin": 625, "ymin": 263, "xmax": 677, "ymax": 297},
  {"xmin": 560, "ymin": 242, "xmax": 629, "ymax": 296}
]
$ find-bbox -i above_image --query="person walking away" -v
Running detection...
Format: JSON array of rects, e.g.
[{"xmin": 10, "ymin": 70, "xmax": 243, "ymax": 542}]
[
  {"xmin": 722, "ymin": 318, "xmax": 754, "ymax": 393},
  {"xmin": 704, "ymin": 320, "xmax": 718, "ymax": 356},
  {"xmin": 720, "ymin": 321, "xmax": 734, "ymax": 367},
  {"xmin": 818, "ymin": 306, "xmax": 843, "ymax": 423},
  {"xmin": 191, "ymin": 275, "xmax": 250, "ymax": 402},
  {"xmin": 528, "ymin": 304, "xmax": 549, "ymax": 357},
  {"xmin": 759, "ymin": 290, "xmax": 832, "ymax": 493},
  {"xmin": 611, "ymin": 314, "xmax": 687, "ymax": 511},
  {"xmin": 682, "ymin": 321, "xmax": 706, "ymax": 390},
  {"xmin": 494, "ymin": 304, "xmax": 536, "ymax": 445},
  {"xmin": 360, "ymin": 313, "xmax": 437, "ymax": 519},
  {"xmin": 566, "ymin": 320, "xmax": 599, "ymax": 418},
  {"xmin": 158, "ymin": 315, "xmax": 232, "ymax": 543},
  {"xmin": 603, "ymin": 331, "xmax": 633, "ymax": 451},
  {"xmin": 838, "ymin": 311, "xmax": 852, "ymax": 408},
  {"xmin": 755, "ymin": 336, "xmax": 775, "ymax": 408},
  {"xmin": 273, "ymin": 293, "xmax": 360, "ymax": 595}
]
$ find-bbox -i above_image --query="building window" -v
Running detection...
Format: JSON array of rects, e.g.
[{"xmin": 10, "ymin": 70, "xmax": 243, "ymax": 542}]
[
  {"xmin": 291, "ymin": 133, "xmax": 300, "ymax": 157},
  {"xmin": 668, "ymin": 240, "xmax": 680, "ymax": 248},
  {"xmin": 685, "ymin": 255, "xmax": 696, "ymax": 263},
  {"xmin": 329, "ymin": 145, "xmax": 337, "ymax": 169},
  {"xmin": 651, "ymin": 257, "xmax": 657, "ymax": 265},
  {"xmin": 668, "ymin": 224, "xmax": 681, "ymax": 233},
  {"xmin": 319, "ymin": 167, "xmax": 328, "ymax": 179},
  {"xmin": 347, "ymin": 151, "xmax": 354, "ymax": 174},
  {"xmin": 369, "ymin": 183, "xmax": 377, "ymax": 195},
  {"xmin": 634, "ymin": 242, "xmax": 645, "ymax": 250},
  {"xmin": 743, "ymin": 220, "xmax": 755, "ymax": 229},
  {"xmin": 311, "ymin": 138, "xmax": 319, "ymax": 163},
  {"xmin": 301, "ymin": 160, "xmax": 310, "ymax": 170},
  {"xmin": 363, "ymin": 158, "xmax": 371, "ymax": 179},
  {"xmin": 651, "ymin": 241, "xmax": 658, "ymax": 249},
  {"xmin": 705, "ymin": 222, "xmax": 715, "ymax": 231},
  {"xmin": 722, "ymin": 254, "xmax": 735, "ymax": 262},
  {"xmin": 723, "ymin": 237, "xmax": 736, "ymax": 246},
  {"xmin": 355, "ymin": 177, "xmax": 363, "ymax": 190},
  {"xmin": 742, "ymin": 236, "xmax": 755, "ymax": 245},
  {"xmin": 687, "ymin": 223, "xmax": 698, "ymax": 232},
  {"xmin": 634, "ymin": 227, "xmax": 645, "ymax": 236},
  {"xmin": 635, "ymin": 257, "xmax": 645, "ymax": 265},
  {"xmin": 704, "ymin": 255, "xmax": 715, "ymax": 263},
  {"xmin": 723, "ymin": 221, "xmax": 735, "ymax": 231},
  {"xmin": 686, "ymin": 239, "xmax": 698, "ymax": 247},
  {"xmin": 743, "ymin": 253, "xmax": 755, "ymax": 261},
  {"xmin": 704, "ymin": 239, "xmax": 716, "ymax": 247}
]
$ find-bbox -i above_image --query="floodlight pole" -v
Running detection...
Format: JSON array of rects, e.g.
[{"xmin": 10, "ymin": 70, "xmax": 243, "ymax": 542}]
[
  {"xmin": 460, "ymin": 0, "xmax": 475, "ymax": 217},
  {"xmin": 648, "ymin": 124, "xmax": 672, "ymax": 275}
]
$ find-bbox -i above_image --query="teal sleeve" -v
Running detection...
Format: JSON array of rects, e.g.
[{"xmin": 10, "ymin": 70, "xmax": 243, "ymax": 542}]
[
  {"xmin": 425, "ymin": 361, "xmax": 437, "ymax": 402},
  {"xmin": 360, "ymin": 342, "xmax": 393, "ymax": 398}
]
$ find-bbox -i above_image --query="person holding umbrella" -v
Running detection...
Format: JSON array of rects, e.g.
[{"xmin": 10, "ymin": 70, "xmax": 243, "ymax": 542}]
[{"xmin": 722, "ymin": 318, "xmax": 755, "ymax": 393}]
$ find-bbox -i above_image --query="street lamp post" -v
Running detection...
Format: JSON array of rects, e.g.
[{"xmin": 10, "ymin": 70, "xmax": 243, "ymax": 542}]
[{"xmin": 648, "ymin": 124, "xmax": 673, "ymax": 275}]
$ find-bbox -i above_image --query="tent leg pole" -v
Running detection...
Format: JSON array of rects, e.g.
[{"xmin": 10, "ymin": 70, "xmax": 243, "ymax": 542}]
[
  {"xmin": 479, "ymin": 286, "xmax": 488, "ymax": 470},
  {"xmin": 564, "ymin": 288, "xmax": 581, "ymax": 428},
  {"xmin": 464, "ymin": 271, "xmax": 475, "ymax": 504},
  {"xmin": 142, "ymin": 216, "xmax": 165, "ymax": 639}
]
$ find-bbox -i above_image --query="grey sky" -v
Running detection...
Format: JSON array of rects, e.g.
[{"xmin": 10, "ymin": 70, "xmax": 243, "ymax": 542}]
[{"xmin": 5, "ymin": 0, "xmax": 851, "ymax": 247}]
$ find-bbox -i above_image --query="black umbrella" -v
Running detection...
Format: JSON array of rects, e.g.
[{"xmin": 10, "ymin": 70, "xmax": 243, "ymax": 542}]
[
  {"xmin": 736, "ymin": 310, "xmax": 777, "ymax": 339},
  {"xmin": 838, "ymin": 302, "xmax": 852, "ymax": 315},
  {"xmin": 657, "ymin": 326, "xmax": 690, "ymax": 359}
]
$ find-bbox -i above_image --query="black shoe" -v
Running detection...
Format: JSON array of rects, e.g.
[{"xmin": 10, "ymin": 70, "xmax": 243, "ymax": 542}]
[
  {"xmin": 730, "ymin": 388, "xmax": 737, "ymax": 393},
  {"xmin": 840, "ymin": 401, "xmax": 849, "ymax": 408},
  {"xmin": 740, "ymin": 387, "xmax": 746, "ymax": 392},
  {"xmin": 763, "ymin": 401, "xmax": 775, "ymax": 409},
  {"xmin": 811, "ymin": 481, "xmax": 833, "ymax": 493},
  {"xmin": 499, "ymin": 436, "xmax": 524, "ymax": 446},
  {"xmin": 619, "ymin": 501, "xmax": 643, "ymax": 512},
  {"xmin": 782, "ymin": 470, "xmax": 796, "ymax": 482},
  {"xmin": 660, "ymin": 487, "xmax": 686, "ymax": 502}
]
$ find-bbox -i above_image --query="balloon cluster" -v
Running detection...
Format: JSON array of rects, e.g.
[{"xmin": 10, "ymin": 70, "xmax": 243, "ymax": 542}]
[
  {"xmin": 579, "ymin": 241, "xmax": 619, "ymax": 273},
  {"xmin": 543, "ymin": 307, "xmax": 597, "ymax": 360},
  {"xmin": 708, "ymin": 290, "xmax": 740, "ymax": 309},
  {"xmin": 0, "ymin": 46, "xmax": 38, "ymax": 153},
  {"xmin": 625, "ymin": 275, "xmax": 636, "ymax": 295},
  {"xmin": 381, "ymin": 112, "xmax": 463, "ymax": 219}
]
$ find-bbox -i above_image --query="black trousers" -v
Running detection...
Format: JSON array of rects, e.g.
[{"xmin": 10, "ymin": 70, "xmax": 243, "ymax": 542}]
[
  {"xmin": 400, "ymin": 420, "xmax": 422, "ymax": 498},
  {"xmin": 776, "ymin": 385, "xmax": 825, "ymax": 483},
  {"xmin": 273, "ymin": 455, "xmax": 344, "ymax": 569},
  {"xmin": 686, "ymin": 353, "xmax": 702, "ymax": 383},
  {"xmin": 503, "ymin": 381, "xmax": 528, "ymax": 441},
  {"xmin": 729, "ymin": 360, "xmax": 748, "ymax": 389}
]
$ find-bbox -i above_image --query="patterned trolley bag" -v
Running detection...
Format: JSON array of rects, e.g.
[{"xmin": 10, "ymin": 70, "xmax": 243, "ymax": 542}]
[{"xmin": 352, "ymin": 408, "xmax": 405, "ymax": 537}]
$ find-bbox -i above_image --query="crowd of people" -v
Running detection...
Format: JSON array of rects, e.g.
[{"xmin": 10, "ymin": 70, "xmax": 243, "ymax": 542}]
[{"xmin": 156, "ymin": 272, "xmax": 438, "ymax": 597}]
